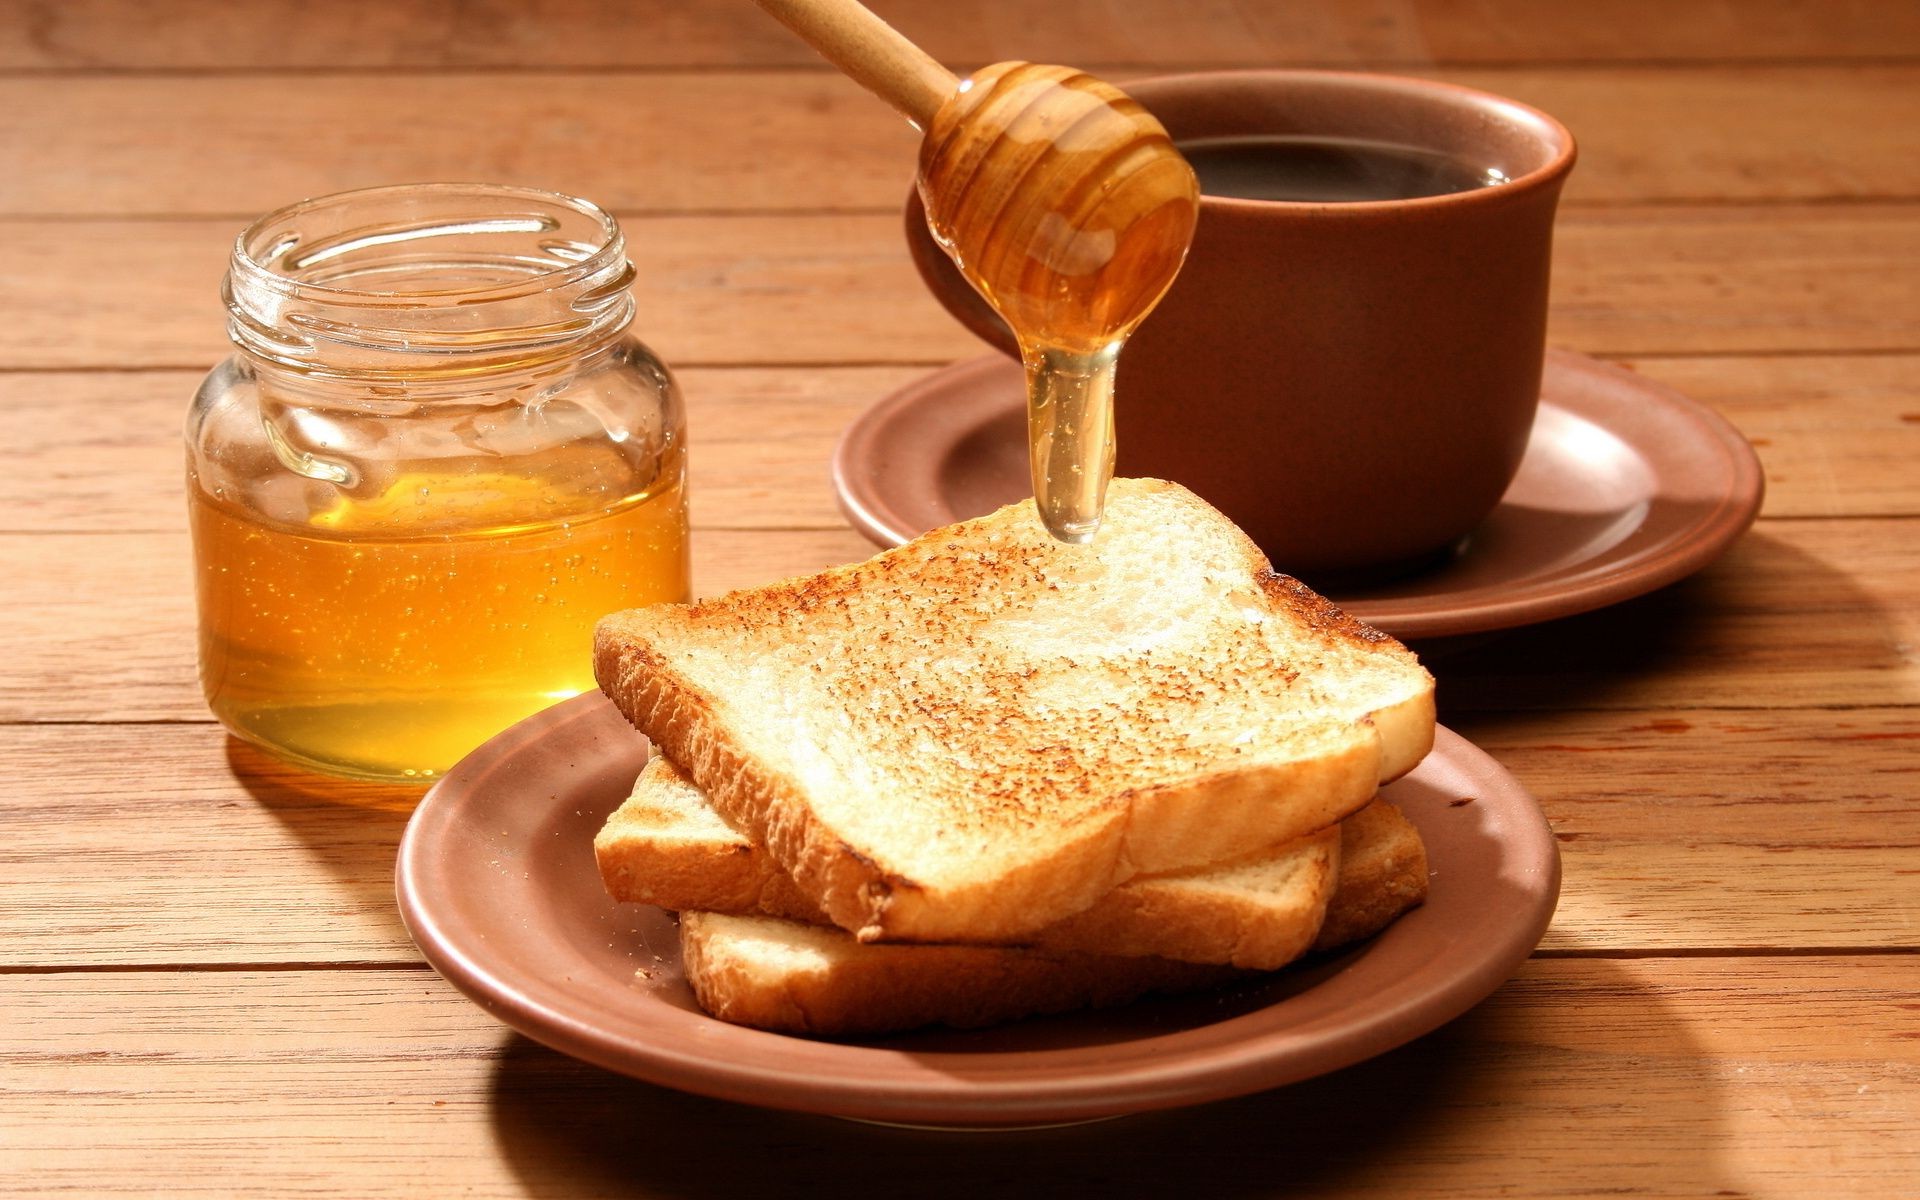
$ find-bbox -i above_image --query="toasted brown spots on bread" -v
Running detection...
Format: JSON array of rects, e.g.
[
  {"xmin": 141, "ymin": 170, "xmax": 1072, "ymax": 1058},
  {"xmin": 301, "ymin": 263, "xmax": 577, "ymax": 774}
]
[{"xmin": 1259, "ymin": 569, "xmax": 1396, "ymax": 645}]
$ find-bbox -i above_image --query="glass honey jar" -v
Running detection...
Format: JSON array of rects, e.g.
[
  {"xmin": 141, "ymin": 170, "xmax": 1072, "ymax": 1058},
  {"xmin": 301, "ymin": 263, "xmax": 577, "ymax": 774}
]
[{"xmin": 186, "ymin": 183, "xmax": 689, "ymax": 783}]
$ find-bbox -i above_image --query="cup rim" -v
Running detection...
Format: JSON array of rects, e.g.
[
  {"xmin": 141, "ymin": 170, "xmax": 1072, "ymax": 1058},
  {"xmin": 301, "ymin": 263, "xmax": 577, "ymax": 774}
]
[{"xmin": 1123, "ymin": 68, "xmax": 1578, "ymax": 215}]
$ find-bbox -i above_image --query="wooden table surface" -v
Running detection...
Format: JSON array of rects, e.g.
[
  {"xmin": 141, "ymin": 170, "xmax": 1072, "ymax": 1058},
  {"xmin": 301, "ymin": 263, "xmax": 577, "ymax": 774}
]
[{"xmin": 5, "ymin": 1, "xmax": 1917, "ymax": 1195}]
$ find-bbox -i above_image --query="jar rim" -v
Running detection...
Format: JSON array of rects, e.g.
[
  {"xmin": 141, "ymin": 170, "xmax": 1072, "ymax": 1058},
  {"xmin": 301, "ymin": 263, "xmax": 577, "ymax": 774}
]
[
  {"xmin": 224, "ymin": 182, "xmax": 636, "ymax": 376},
  {"xmin": 230, "ymin": 182, "xmax": 626, "ymax": 307}
]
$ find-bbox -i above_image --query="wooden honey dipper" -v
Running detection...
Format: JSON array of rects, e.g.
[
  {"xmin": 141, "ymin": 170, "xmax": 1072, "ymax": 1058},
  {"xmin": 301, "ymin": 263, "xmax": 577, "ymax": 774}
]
[{"xmin": 756, "ymin": 0, "xmax": 1200, "ymax": 543}]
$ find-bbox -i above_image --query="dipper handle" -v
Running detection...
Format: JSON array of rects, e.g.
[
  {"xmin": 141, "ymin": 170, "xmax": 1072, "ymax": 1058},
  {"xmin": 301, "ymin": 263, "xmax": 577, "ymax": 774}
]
[{"xmin": 753, "ymin": 0, "xmax": 958, "ymax": 128}]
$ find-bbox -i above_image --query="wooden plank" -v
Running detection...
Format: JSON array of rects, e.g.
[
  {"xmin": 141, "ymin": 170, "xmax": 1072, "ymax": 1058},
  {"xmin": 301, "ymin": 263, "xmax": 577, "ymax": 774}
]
[
  {"xmin": 0, "ymin": 214, "xmax": 974, "ymax": 371},
  {"xmin": 0, "ymin": 726, "xmax": 424, "ymax": 965},
  {"xmin": 2, "ymin": 367, "xmax": 926, "ymax": 534},
  {"xmin": 2, "ymin": 707, "xmax": 1913, "ymax": 966},
  {"xmin": 0, "ymin": 72, "xmax": 919, "ymax": 217},
  {"xmin": 1, "ymin": 517, "xmax": 1915, "ymax": 724},
  {"xmin": 1625, "ymin": 355, "xmax": 1920, "ymax": 519},
  {"xmin": 3, "ymin": 958, "xmax": 1915, "ymax": 1196},
  {"xmin": 0, "ymin": 527, "xmax": 878, "ymax": 724},
  {"xmin": 1432, "ymin": 517, "xmax": 1920, "ymax": 713},
  {"xmin": 2, "ymin": 66, "xmax": 1918, "ymax": 216},
  {"xmin": 1546, "ymin": 204, "xmax": 1920, "ymax": 354},
  {"xmin": 1452, "ymin": 708, "xmax": 1920, "ymax": 952},
  {"xmin": 1478, "ymin": 64, "xmax": 1920, "ymax": 205},
  {"xmin": 2, "ymin": 205, "xmax": 1917, "ymax": 373},
  {"xmin": 6, "ymin": 357, "xmax": 1912, "ymax": 541},
  {"xmin": 3, "ymin": 0, "xmax": 1916, "ymax": 70}
]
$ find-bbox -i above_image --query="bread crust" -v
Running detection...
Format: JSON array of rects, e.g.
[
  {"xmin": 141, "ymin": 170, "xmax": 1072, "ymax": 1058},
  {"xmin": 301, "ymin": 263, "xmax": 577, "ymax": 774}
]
[
  {"xmin": 679, "ymin": 913, "xmax": 1242, "ymax": 1037},
  {"xmin": 598, "ymin": 756, "xmax": 1345, "ymax": 968},
  {"xmin": 599, "ymin": 640, "xmax": 854, "ymax": 917},
  {"xmin": 1313, "ymin": 799, "xmax": 1430, "ymax": 951},
  {"xmin": 675, "ymin": 798, "xmax": 1428, "ymax": 1036},
  {"xmin": 1027, "ymin": 825, "xmax": 1339, "ymax": 967},
  {"xmin": 593, "ymin": 759, "xmax": 823, "ymax": 922}
]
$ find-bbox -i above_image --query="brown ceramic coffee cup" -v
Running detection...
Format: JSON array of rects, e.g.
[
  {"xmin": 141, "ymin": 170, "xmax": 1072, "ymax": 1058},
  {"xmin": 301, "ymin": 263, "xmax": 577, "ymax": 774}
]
[{"xmin": 906, "ymin": 70, "xmax": 1576, "ymax": 581}]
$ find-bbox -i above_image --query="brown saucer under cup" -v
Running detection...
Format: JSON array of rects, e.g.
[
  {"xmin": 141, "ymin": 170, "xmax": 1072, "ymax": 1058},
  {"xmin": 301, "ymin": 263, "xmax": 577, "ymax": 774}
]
[{"xmin": 831, "ymin": 350, "xmax": 1764, "ymax": 641}]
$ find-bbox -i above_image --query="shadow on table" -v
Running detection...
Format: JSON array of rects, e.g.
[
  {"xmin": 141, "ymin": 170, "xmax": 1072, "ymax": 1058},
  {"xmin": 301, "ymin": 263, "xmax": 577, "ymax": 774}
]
[
  {"xmin": 1415, "ymin": 524, "xmax": 1898, "ymax": 720},
  {"xmin": 223, "ymin": 735, "xmax": 418, "ymax": 939},
  {"xmin": 486, "ymin": 955, "xmax": 1747, "ymax": 1197}
]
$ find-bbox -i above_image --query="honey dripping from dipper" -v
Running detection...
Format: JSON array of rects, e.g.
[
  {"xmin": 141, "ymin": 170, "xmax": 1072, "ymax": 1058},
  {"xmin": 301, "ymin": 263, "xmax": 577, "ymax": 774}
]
[{"xmin": 918, "ymin": 62, "xmax": 1199, "ymax": 543}]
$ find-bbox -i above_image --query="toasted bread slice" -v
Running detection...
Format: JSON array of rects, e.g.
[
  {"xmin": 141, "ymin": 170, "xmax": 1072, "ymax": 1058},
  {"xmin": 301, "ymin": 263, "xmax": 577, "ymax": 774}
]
[
  {"xmin": 598, "ymin": 755, "xmax": 1341, "ymax": 969},
  {"xmin": 596, "ymin": 478, "xmax": 1434, "ymax": 944},
  {"xmin": 679, "ymin": 913, "xmax": 1243, "ymax": 1037},
  {"xmin": 1313, "ymin": 796, "xmax": 1430, "ymax": 952},
  {"xmin": 596, "ymin": 756, "xmax": 824, "ymax": 925},
  {"xmin": 678, "ymin": 799, "xmax": 1430, "ymax": 1036}
]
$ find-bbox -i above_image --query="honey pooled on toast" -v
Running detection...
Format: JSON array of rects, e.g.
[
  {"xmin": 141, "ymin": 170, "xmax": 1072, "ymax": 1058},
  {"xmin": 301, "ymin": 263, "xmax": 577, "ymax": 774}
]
[
  {"xmin": 187, "ymin": 184, "xmax": 689, "ymax": 783},
  {"xmin": 918, "ymin": 62, "xmax": 1198, "ymax": 543}
]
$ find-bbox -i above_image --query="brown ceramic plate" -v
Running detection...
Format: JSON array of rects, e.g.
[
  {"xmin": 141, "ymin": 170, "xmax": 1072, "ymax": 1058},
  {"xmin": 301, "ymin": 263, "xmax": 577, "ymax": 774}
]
[
  {"xmin": 396, "ymin": 693, "xmax": 1559, "ymax": 1128},
  {"xmin": 832, "ymin": 348, "xmax": 1764, "ymax": 640}
]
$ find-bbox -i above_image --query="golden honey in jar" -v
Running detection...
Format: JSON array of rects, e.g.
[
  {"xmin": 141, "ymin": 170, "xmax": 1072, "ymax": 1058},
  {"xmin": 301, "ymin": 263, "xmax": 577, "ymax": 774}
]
[{"xmin": 186, "ymin": 184, "xmax": 689, "ymax": 783}]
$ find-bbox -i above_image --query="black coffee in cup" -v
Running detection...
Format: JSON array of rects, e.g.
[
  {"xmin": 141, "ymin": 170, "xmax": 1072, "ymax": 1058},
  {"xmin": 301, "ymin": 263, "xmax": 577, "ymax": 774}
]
[{"xmin": 1178, "ymin": 135, "xmax": 1505, "ymax": 202}]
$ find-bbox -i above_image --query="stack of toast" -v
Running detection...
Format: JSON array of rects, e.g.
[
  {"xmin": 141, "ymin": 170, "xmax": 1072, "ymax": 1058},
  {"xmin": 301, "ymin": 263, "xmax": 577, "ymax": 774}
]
[{"xmin": 591, "ymin": 479, "xmax": 1436, "ymax": 1036}]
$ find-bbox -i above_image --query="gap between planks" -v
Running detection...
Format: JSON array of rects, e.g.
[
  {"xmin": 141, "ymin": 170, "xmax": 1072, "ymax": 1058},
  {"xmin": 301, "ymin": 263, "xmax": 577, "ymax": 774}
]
[
  {"xmin": 4, "ymin": 960, "xmax": 434, "ymax": 974},
  {"xmin": 5, "ymin": 55, "xmax": 1920, "ymax": 79},
  {"xmin": 3, "ymin": 697, "xmax": 1918, "ymax": 731},
  {"xmin": 15, "ymin": 196, "xmax": 1920, "ymax": 223},
  {"xmin": 0, "ymin": 510, "xmax": 1911, "ymax": 541},
  {"xmin": 4, "ymin": 347, "xmax": 1920, "ymax": 372},
  {"xmin": 6, "ymin": 946, "xmax": 1914, "ymax": 975}
]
